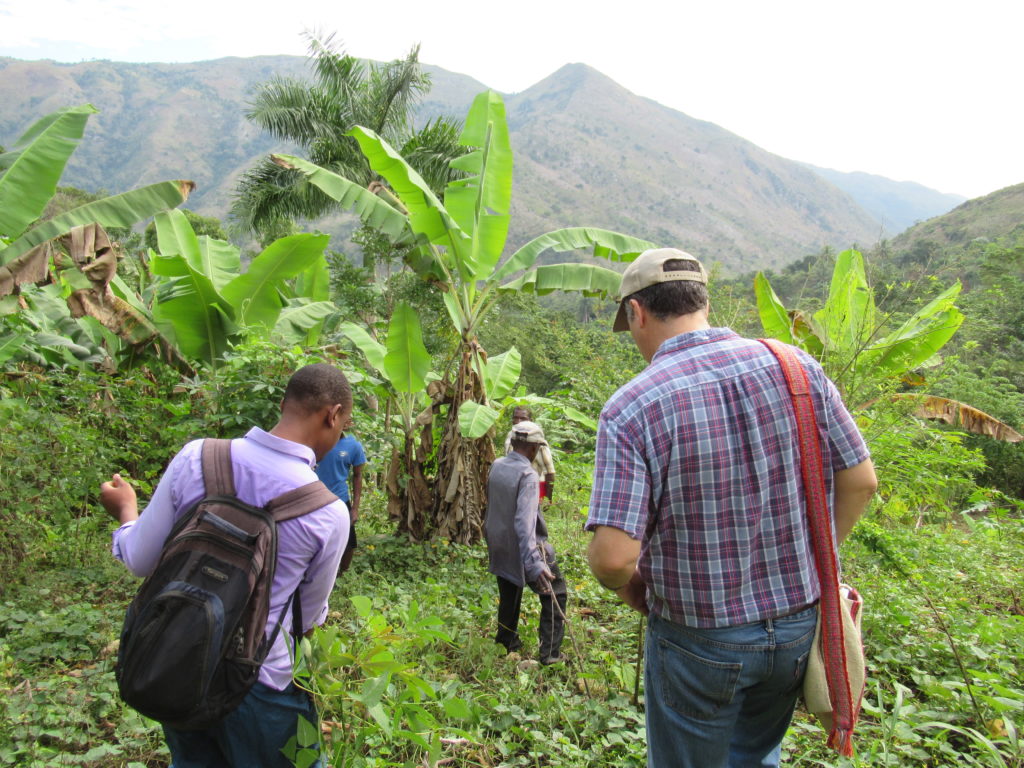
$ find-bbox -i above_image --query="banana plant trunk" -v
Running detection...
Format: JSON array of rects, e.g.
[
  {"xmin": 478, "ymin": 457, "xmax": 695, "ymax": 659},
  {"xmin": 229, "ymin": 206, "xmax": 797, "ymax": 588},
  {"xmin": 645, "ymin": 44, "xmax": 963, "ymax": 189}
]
[
  {"xmin": 431, "ymin": 341, "xmax": 494, "ymax": 544},
  {"xmin": 387, "ymin": 429, "xmax": 432, "ymax": 540}
]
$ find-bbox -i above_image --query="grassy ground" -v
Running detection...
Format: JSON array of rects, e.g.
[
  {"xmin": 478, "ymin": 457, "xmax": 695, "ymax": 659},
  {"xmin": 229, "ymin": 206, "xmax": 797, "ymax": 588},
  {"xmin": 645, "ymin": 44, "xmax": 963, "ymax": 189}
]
[{"xmin": 1, "ymin": 481, "xmax": 1022, "ymax": 767}]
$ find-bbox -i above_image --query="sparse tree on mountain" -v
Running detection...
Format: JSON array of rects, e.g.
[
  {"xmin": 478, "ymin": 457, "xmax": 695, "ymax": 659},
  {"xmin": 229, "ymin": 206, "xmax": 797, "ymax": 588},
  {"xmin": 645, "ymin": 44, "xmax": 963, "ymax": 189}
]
[{"xmin": 231, "ymin": 33, "xmax": 466, "ymax": 266}]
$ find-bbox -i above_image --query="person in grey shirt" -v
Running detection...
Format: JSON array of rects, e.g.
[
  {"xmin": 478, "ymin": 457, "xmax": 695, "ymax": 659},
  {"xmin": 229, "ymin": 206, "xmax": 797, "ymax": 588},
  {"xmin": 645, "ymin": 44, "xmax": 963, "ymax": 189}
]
[{"xmin": 485, "ymin": 421, "xmax": 567, "ymax": 664}]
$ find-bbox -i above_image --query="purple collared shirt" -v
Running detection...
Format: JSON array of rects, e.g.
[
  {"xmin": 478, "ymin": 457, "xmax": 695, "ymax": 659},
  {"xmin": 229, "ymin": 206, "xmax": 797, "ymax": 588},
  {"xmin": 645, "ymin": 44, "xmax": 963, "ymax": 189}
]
[
  {"xmin": 112, "ymin": 427, "xmax": 348, "ymax": 691},
  {"xmin": 587, "ymin": 328, "xmax": 869, "ymax": 627}
]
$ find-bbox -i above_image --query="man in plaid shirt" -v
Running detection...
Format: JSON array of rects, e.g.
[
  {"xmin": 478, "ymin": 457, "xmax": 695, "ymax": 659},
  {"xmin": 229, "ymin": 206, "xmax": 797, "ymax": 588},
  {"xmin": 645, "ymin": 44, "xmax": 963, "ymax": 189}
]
[{"xmin": 586, "ymin": 248, "xmax": 877, "ymax": 768}]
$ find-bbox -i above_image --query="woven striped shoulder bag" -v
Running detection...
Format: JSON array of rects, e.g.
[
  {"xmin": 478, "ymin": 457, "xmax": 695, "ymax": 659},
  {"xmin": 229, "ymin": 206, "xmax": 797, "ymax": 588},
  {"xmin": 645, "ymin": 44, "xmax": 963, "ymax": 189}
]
[{"xmin": 759, "ymin": 338, "xmax": 866, "ymax": 757}]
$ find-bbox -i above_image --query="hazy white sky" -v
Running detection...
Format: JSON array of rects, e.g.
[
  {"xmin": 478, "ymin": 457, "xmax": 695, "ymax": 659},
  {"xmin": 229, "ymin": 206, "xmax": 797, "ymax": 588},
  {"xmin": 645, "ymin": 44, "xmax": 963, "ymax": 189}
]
[{"xmin": 1, "ymin": 0, "xmax": 1020, "ymax": 198}]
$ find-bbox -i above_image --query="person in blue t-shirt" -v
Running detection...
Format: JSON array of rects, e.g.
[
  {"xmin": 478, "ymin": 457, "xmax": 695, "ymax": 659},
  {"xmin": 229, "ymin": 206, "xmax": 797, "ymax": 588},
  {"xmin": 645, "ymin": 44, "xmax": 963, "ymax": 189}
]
[{"xmin": 315, "ymin": 417, "xmax": 367, "ymax": 572}]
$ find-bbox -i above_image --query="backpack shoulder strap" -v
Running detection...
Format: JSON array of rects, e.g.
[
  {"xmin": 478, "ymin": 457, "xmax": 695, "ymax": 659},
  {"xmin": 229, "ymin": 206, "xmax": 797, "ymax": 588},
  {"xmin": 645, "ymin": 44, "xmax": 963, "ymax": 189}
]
[
  {"xmin": 201, "ymin": 438, "xmax": 236, "ymax": 497},
  {"xmin": 266, "ymin": 480, "xmax": 339, "ymax": 523}
]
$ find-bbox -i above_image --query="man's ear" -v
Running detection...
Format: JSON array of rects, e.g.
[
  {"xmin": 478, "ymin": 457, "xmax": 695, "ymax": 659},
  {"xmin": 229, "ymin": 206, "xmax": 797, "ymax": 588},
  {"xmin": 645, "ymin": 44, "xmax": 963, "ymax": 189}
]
[
  {"xmin": 628, "ymin": 298, "xmax": 647, "ymax": 328},
  {"xmin": 325, "ymin": 403, "xmax": 343, "ymax": 427}
]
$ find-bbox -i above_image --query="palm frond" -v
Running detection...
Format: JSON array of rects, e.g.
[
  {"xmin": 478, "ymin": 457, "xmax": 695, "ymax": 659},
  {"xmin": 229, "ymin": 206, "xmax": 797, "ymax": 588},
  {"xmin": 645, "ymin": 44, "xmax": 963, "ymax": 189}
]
[
  {"xmin": 303, "ymin": 31, "xmax": 366, "ymax": 98},
  {"xmin": 233, "ymin": 30, "xmax": 461, "ymax": 238},
  {"xmin": 364, "ymin": 47, "xmax": 430, "ymax": 140},
  {"xmin": 400, "ymin": 117, "xmax": 471, "ymax": 195},
  {"xmin": 230, "ymin": 158, "xmax": 338, "ymax": 237}
]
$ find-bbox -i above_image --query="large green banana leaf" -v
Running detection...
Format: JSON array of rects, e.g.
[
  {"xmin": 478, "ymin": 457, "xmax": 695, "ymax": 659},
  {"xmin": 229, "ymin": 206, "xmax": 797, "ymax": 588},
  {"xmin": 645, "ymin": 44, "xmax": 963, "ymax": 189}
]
[
  {"xmin": 339, "ymin": 322, "xmax": 386, "ymax": 374},
  {"xmin": 383, "ymin": 301, "xmax": 431, "ymax": 393},
  {"xmin": 154, "ymin": 210, "xmax": 239, "ymax": 292},
  {"xmin": 867, "ymin": 306, "xmax": 964, "ymax": 375},
  {"xmin": 273, "ymin": 299, "xmax": 336, "ymax": 345},
  {"xmin": 0, "ymin": 180, "xmax": 194, "ymax": 266},
  {"xmin": 296, "ymin": 256, "xmax": 330, "ymax": 302},
  {"xmin": 484, "ymin": 347, "xmax": 521, "ymax": 401},
  {"xmin": 458, "ymin": 400, "xmax": 500, "ymax": 439},
  {"xmin": 0, "ymin": 104, "xmax": 97, "ymax": 239},
  {"xmin": 294, "ymin": 255, "xmax": 331, "ymax": 346},
  {"xmin": 754, "ymin": 272, "xmax": 795, "ymax": 345},
  {"xmin": 445, "ymin": 91, "xmax": 513, "ymax": 281},
  {"xmin": 221, "ymin": 234, "xmax": 329, "ymax": 332},
  {"xmin": 270, "ymin": 154, "xmax": 413, "ymax": 244},
  {"xmin": 348, "ymin": 126, "xmax": 468, "ymax": 263},
  {"xmin": 151, "ymin": 255, "xmax": 235, "ymax": 365},
  {"xmin": 492, "ymin": 227, "xmax": 654, "ymax": 283},
  {"xmin": 500, "ymin": 262, "xmax": 623, "ymax": 297},
  {"xmin": 815, "ymin": 249, "xmax": 875, "ymax": 355}
]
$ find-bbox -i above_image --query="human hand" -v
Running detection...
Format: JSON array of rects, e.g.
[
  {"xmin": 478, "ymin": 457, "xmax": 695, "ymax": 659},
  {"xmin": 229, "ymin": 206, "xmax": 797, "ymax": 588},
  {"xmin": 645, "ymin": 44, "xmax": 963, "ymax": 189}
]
[
  {"xmin": 349, "ymin": 505, "xmax": 360, "ymax": 523},
  {"xmin": 534, "ymin": 567, "xmax": 555, "ymax": 595},
  {"xmin": 99, "ymin": 473, "xmax": 139, "ymax": 523},
  {"xmin": 615, "ymin": 571, "xmax": 649, "ymax": 615}
]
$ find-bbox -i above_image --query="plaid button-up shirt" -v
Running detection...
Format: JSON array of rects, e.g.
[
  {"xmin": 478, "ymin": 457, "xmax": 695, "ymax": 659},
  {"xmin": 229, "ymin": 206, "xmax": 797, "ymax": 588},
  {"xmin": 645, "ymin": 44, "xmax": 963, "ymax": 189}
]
[{"xmin": 587, "ymin": 328, "xmax": 869, "ymax": 627}]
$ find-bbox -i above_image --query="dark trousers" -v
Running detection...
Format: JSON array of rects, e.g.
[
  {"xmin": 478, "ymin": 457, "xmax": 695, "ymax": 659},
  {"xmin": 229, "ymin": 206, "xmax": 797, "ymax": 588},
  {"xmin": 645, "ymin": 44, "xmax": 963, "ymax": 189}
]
[
  {"xmin": 162, "ymin": 681, "xmax": 320, "ymax": 768},
  {"xmin": 495, "ymin": 562, "xmax": 567, "ymax": 661},
  {"xmin": 338, "ymin": 522, "xmax": 357, "ymax": 574}
]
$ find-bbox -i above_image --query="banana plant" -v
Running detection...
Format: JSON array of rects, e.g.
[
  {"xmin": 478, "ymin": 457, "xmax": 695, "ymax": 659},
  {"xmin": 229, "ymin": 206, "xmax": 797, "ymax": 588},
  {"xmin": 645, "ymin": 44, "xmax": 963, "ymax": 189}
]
[
  {"xmin": 755, "ymin": 249, "xmax": 964, "ymax": 405},
  {"xmin": 149, "ymin": 209, "xmax": 337, "ymax": 366},
  {"xmin": 755, "ymin": 249, "xmax": 1020, "ymax": 442},
  {"xmin": 338, "ymin": 301, "xmax": 438, "ymax": 537},
  {"xmin": 275, "ymin": 89, "xmax": 655, "ymax": 542},
  {"xmin": 0, "ymin": 105, "xmax": 194, "ymax": 370},
  {"xmin": 0, "ymin": 105, "xmax": 194, "ymax": 269}
]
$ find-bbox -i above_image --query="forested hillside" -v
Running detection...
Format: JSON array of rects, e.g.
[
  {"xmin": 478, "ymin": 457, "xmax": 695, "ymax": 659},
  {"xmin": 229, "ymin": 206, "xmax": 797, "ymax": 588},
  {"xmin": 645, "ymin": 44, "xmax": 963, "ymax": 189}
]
[{"xmin": 890, "ymin": 182, "xmax": 1024, "ymax": 257}]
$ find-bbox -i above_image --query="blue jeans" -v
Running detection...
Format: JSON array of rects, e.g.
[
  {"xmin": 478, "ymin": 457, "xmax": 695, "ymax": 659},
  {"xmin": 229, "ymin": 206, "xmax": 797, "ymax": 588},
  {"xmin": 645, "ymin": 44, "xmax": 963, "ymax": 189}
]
[
  {"xmin": 164, "ymin": 682, "xmax": 320, "ymax": 768},
  {"xmin": 645, "ymin": 605, "xmax": 817, "ymax": 768}
]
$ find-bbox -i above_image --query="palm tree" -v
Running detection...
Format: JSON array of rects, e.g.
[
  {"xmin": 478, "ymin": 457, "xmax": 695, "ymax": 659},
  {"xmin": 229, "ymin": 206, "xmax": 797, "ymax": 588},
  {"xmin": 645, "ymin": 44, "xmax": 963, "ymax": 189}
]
[{"xmin": 231, "ymin": 33, "xmax": 466, "ymax": 265}]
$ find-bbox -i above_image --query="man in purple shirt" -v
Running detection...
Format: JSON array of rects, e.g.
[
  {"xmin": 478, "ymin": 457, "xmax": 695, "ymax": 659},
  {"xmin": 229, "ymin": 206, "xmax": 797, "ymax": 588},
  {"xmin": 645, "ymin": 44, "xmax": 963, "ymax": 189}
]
[
  {"xmin": 586, "ymin": 249, "xmax": 877, "ymax": 768},
  {"xmin": 100, "ymin": 363, "xmax": 352, "ymax": 768}
]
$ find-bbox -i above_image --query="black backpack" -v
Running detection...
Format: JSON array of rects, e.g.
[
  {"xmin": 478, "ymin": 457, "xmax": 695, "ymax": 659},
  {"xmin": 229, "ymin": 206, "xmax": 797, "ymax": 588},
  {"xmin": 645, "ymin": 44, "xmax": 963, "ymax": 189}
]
[{"xmin": 115, "ymin": 438, "xmax": 338, "ymax": 730}]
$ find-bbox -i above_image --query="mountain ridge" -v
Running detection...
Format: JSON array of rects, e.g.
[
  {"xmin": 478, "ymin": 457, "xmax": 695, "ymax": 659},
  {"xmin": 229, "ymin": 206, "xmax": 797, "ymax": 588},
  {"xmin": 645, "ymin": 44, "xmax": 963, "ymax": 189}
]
[{"xmin": 0, "ymin": 54, "xmax": 967, "ymax": 273}]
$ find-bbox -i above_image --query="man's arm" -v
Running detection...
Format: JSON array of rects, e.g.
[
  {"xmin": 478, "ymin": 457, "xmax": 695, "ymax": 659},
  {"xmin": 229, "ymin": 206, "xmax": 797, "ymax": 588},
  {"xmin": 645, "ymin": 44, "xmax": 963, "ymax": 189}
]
[
  {"xmin": 296, "ymin": 504, "xmax": 349, "ymax": 634},
  {"xmin": 514, "ymin": 472, "xmax": 551, "ymax": 587},
  {"xmin": 349, "ymin": 464, "xmax": 364, "ymax": 521},
  {"xmin": 539, "ymin": 444, "xmax": 555, "ymax": 501},
  {"xmin": 588, "ymin": 525, "xmax": 647, "ymax": 614},
  {"xmin": 833, "ymin": 458, "xmax": 877, "ymax": 543}
]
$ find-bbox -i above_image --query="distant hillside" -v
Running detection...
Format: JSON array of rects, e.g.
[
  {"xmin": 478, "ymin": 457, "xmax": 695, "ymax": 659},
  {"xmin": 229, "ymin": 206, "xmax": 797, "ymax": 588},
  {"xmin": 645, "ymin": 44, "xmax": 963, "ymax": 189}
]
[
  {"xmin": 499, "ymin": 64, "xmax": 879, "ymax": 272},
  {"xmin": 890, "ymin": 182, "xmax": 1024, "ymax": 253},
  {"xmin": 2, "ymin": 55, "xmax": 889, "ymax": 273},
  {"xmin": 0, "ymin": 55, "xmax": 312, "ymax": 216},
  {"xmin": 807, "ymin": 165, "xmax": 966, "ymax": 235}
]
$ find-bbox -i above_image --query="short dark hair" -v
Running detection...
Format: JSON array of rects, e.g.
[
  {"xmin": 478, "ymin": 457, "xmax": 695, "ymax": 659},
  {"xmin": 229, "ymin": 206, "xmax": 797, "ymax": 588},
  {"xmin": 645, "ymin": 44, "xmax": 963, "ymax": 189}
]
[
  {"xmin": 624, "ymin": 258, "xmax": 709, "ymax": 322},
  {"xmin": 283, "ymin": 364, "xmax": 352, "ymax": 413},
  {"xmin": 513, "ymin": 406, "xmax": 532, "ymax": 418}
]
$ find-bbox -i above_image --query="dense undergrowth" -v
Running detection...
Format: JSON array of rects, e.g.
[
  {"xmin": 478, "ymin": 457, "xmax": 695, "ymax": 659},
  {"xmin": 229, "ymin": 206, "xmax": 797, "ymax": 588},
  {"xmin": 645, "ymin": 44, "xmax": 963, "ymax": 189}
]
[
  {"xmin": 1, "ymin": 351, "xmax": 1022, "ymax": 767},
  {"xmin": 0, "ymin": 474, "xmax": 1021, "ymax": 767}
]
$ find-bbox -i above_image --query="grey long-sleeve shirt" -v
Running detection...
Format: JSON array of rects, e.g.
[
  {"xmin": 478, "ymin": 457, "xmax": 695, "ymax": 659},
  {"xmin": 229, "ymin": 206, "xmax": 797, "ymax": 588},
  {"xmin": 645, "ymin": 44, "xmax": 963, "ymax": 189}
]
[{"xmin": 485, "ymin": 452, "xmax": 553, "ymax": 586}]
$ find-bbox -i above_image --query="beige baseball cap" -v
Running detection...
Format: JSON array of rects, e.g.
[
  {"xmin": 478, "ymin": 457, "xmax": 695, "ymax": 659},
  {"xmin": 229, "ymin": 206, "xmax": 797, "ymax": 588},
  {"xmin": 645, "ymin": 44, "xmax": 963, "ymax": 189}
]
[
  {"xmin": 613, "ymin": 248, "xmax": 708, "ymax": 332},
  {"xmin": 509, "ymin": 420, "xmax": 547, "ymax": 444}
]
